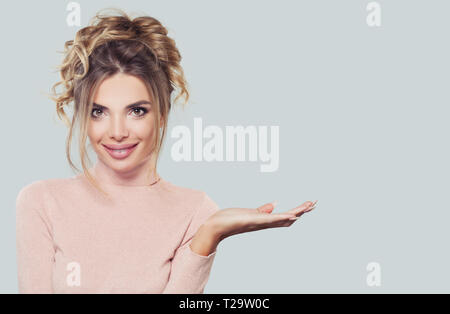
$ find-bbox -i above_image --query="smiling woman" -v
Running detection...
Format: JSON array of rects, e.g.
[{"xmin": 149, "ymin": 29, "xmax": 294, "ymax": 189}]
[
  {"xmin": 15, "ymin": 7, "xmax": 224, "ymax": 294},
  {"xmin": 48, "ymin": 8, "xmax": 189, "ymax": 194}
]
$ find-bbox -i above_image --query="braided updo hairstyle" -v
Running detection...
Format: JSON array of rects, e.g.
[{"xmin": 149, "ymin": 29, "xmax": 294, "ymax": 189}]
[{"xmin": 50, "ymin": 8, "xmax": 190, "ymax": 196}]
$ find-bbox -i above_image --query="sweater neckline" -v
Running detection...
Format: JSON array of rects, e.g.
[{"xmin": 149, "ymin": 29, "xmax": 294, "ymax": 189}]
[
  {"xmin": 74, "ymin": 160, "xmax": 165, "ymax": 189},
  {"xmin": 73, "ymin": 172, "xmax": 166, "ymax": 191}
]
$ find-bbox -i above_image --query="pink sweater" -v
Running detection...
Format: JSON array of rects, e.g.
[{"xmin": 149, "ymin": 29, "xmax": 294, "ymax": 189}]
[{"xmin": 15, "ymin": 162, "xmax": 220, "ymax": 294}]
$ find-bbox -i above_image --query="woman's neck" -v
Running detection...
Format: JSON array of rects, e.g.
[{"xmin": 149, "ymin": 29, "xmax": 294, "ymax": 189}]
[{"xmin": 91, "ymin": 158, "xmax": 160, "ymax": 187}]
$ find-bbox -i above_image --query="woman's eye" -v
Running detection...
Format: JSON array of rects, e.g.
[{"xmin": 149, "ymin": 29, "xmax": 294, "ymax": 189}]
[
  {"xmin": 131, "ymin": 107, "xmax": 148, "ymax": 117},
  {"xmin": 91, "ymin": 109, "xmax": 103, "ymax": 118}
]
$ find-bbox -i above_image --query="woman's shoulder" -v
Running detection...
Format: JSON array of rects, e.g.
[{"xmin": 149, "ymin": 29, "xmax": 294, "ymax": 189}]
[
  {"xmin": 161, "ymin": 179, "xmax": 209, "ymax": 201},
  {"xmin": 17, "ymin": 176, "xmax": 78, "ymax": 201},
  {"xmin": 161, "ymin": 179, "xmax": 219, "ymax": 212},
  {"xmin": 15, "ymin": 179, "xmax": 50, "ymax": 213},
  {"xmin": 16, "ymin": 179, "xmax": 46, "ymax": 201}
]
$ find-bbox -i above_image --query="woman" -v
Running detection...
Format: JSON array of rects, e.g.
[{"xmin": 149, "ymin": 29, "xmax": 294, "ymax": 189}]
[{"xmin": 15, "ymin": 8, "xmax": 318, "ymax": 294}]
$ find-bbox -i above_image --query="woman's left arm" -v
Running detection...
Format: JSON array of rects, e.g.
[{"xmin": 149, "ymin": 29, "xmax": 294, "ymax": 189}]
[
  {"xmin": 161, "ymin": 192, "xmax": 221, "ymax": 294},
  {"xmin": 189, "ymin": 222, "xmax": 222, "ymax": 257},
  {"xmin": 194, "ymin": 199, "xmax": 318, "ymax": 247},
  {"xmin": 163, "ymin": 196, "xmax": 318, "ymax": 294}
]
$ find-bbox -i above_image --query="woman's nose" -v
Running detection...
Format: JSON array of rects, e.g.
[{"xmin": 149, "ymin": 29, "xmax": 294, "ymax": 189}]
[{"xmin": 108, "ymin": 116, "xmax": 129, "ymax": 140}]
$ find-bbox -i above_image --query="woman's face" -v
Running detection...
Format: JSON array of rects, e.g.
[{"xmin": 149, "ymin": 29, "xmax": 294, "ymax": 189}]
[{"xmin": 87, "ymin": 73, "xmax": 161, "ymax": 173}]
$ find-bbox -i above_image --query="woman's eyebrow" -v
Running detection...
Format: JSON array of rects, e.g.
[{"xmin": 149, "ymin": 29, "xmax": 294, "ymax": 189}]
[{"xmin": 92, "ymin": 100, "xmax": 151, "ymax": 110}]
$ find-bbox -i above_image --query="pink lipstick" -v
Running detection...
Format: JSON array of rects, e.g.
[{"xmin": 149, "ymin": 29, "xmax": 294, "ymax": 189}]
[{"xmin": 102, "ymin": 143, "xmax": 138, "ymax": 160}]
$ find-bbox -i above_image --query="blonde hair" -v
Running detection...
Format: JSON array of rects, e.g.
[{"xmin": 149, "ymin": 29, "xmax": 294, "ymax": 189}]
[{"xmin": 49, "ymin": 7, "xmax": 189, "ymax": 197}]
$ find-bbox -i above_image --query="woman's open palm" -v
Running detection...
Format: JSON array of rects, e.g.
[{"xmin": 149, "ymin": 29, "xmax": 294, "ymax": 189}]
[{"xmin": 207, "ymin": 200, "xmax": 318, "ymax": 241}]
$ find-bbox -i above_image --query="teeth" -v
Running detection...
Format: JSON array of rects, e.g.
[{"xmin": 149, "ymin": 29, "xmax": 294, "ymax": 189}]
[{"xmin": 113, "ymin": 149, "xmax": 127, "ymax": 153}]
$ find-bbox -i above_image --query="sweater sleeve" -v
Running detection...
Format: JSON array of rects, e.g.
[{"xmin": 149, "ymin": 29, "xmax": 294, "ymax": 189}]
[
  {"xmin": 15, "ymin": 181, "xmax": 55, "ymax": 294},
  {"xmin": 162, "ymin": 192, "xmax": 220, "ymax": 294}
]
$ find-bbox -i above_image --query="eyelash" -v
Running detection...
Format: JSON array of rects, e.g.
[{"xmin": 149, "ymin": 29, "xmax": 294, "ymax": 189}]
[{"xmin": 91, "ymin": 107, "xmax": 148, "ymax": 119}]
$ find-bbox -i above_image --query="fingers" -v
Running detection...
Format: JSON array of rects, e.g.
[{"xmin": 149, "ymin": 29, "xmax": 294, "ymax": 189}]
[
  {"xmin": 262, "ymin": 214, "xmax": 301, "ymax": 229},
  {"xmin": 284, "ymin": 200, "xmax": 318, "ymax": 219},
  {"xmin": 257, "ymin": 199, "xmax": 318, "ymax": 219},
  {"xmin": 282, "ymin": 200, "xmax": 315, "ymax": 216},
  {"xmin": 303, "ymin": 203, "xmax": 317, "ymax": 213},
  {"xmin": 304, "ymin": 200, "xmax": 318, "ymax": 212},
  {"xmin": 256, "ymin": 201, "xmax": 277, "ymax": 214},
  {"xmin": 256, "ymin": 200, "xmax": 318, "ymax": 224},
  {"xmin": 297, "ymin": 201, "xmax": 317, "ymax": 216},
  {"xmin": 253, "ymin": 202, "xmax": 317, "ymax": 231}
]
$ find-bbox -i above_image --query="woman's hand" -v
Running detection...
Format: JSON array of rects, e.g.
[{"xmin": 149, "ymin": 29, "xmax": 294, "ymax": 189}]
[{"xmin": 205, "ymin": 200, "xmax": 318, "ymax": 241}]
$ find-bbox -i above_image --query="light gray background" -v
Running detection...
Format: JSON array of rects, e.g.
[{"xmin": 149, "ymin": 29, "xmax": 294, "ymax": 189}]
[{"xmin": 1, "ymin": 0, "xmax": 448, "ymax": 293}]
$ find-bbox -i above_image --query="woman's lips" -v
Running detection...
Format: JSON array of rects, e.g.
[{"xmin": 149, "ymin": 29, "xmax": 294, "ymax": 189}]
[
  {"xmin": 102, "ymin": 143, "xmax": 138, "ymax": 150},
  {"xmin": 102, "ymin": 143, "xmax": 138, "ymax": 160}
]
